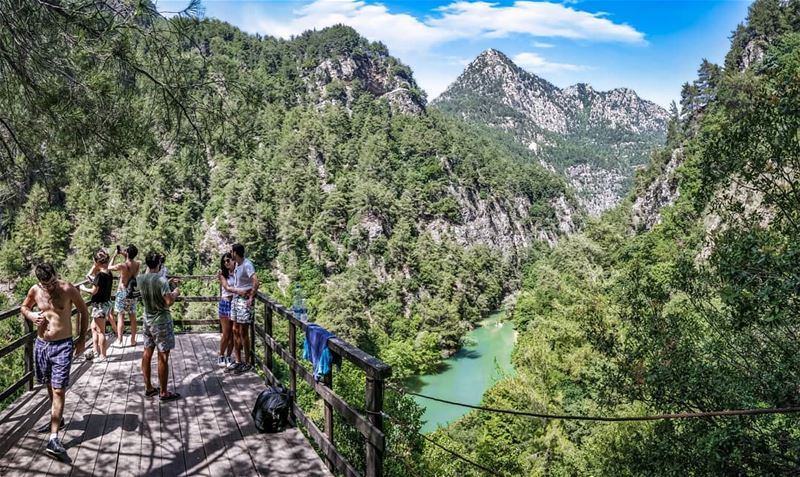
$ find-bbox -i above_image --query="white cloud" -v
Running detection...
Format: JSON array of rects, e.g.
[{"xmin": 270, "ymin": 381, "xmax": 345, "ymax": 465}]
[
  {"xmin": 532, "ymin": 42, "xmax": 555, "ymax": 48},
  {"xmin": 512, "ymin": 52, "xmax": 586, "ymax": 73},
  {"xmin": 430, "ymin": 2, "xmax": 644, "ymax": 44},
  {"xmin": 441, "ymin": 55, "xmax": 473, "ymax": 66},
  {"xmin": 241, "ymin": 0, "xmax": 646, "ymax": 56},
  {"xmin": 242, "ymin": 1, "xmax": 448, "ymax": 55}
]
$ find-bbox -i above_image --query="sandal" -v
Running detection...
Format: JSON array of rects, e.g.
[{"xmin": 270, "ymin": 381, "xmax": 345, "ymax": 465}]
[
  {"xmin": 159, "ymin": 392, "xmax": 181, "ymax": 402},
  {"xmin": 145, "ymin": 387, "xmax": 160, "ymax": 397}
]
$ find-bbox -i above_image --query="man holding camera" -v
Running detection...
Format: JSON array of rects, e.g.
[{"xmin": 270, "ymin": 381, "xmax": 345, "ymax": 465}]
[
  {"xmin": 109, "ymin": 244, "xmax": 140, "ymax": 347},
  {"xmin": 139, "ymin": 251, "xmax": 181, "ymax": 401}
]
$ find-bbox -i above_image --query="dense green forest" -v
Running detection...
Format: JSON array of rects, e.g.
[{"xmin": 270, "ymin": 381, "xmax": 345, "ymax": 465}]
[{"xmin": 426, "ymin": 1, "xmax": 800, "ymax": 475}]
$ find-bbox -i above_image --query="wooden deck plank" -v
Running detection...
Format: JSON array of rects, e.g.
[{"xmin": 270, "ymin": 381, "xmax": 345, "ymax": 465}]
[
  {"xmin": 67, "ymin": 342, "xmax": 125, "ymax": 477},
  {"xmin": 173, "ymin": 335, "xmax": 209, "ymax": 477},
  {"xmin": 0, "ymin": 385, "xmax": 50, "ymax": 474},
  {"xmin": 181, "ymin": 333, "xmax": 232, "ymax": 477},
  {"xmin": 162, "ymin": 330, "xmax": 192, "ymax": 474},
  {"xmin": 187, "ymin": 333, "xmax": 256, "ymax": 475},
  {"xmin": 199, "ymin": 335, "xmax": 333, "ymax": 477},
  {"xmin": 0, "ymin": 383, "xmax": 49, "ymax": 456},
  {"xmin": 91, "ymin": 341, "xmax": 137, "ymax": 477},
  {"xmin": 158, "ymin": 337, "xmax": 186, "ymax": 477},
  {"xmin": 115, "ymin": 343, "xmax": 145, "ymax": 477},
  {"xmin": 42, "ymin": 350, "xmax": 110, "ymax": 477},
  {"xmin": 139, "ymin": 344, "xmax": 164, "ymax": 477}
]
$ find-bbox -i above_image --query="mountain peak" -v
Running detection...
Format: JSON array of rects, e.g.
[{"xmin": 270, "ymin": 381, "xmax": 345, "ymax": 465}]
[
  {"xmin": 476, "ymin": 48, "xmax": 512, "ymax": 62},
  {"xmin": 466, "ymin": 48, "xmax": 519, "ymax": 74},
  {"xmin": 432, "ymin": 49, "xmax": 670, "ymax": 216},
  {"xmin": 564, "ymin": 83, "xmax": 595, "ymax": 96}
]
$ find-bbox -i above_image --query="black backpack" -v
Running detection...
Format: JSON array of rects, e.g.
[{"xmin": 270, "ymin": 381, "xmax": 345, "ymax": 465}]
[
  {"xmin": 126, "ymin": 276, "xmax": 141, "ymax": 300},
  {"xmin": 252, "ymin": 384, "xmax": 292, "ymax": 433}
]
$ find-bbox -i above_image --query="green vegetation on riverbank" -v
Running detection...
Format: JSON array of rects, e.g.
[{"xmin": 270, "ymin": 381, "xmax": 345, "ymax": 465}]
[{"xmin": 423, "ymin": 3, "xmax": 800, "ymax": 474}]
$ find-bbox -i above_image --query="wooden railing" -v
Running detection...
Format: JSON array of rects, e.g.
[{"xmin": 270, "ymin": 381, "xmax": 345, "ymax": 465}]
[
  {"xmin": 254, "ymin": 291, "xmax": 391, "ymax": 477},
  {"xmin": 0, "ymin": 275, "xmax": 391, "ymax": 477}
]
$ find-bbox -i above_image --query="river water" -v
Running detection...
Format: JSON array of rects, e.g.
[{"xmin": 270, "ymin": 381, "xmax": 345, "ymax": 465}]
[{"xmin": 405, "ymin": 310, "xmax": 516, "ymax": 433}]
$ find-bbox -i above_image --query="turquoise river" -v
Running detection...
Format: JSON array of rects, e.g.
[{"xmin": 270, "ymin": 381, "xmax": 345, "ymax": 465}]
[{"xmin": 406, "ymin": 310, "xmax": 516, "ymax": 433}]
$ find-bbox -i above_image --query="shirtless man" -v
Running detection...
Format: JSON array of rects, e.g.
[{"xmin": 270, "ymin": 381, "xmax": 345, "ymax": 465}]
[
  {"xmin": 20, "ymin": 263, "xmax": 89, "ymax": 456},
  {"xmin": 109, "ymin": 244, "xmax": 140, "ymax": 347}
]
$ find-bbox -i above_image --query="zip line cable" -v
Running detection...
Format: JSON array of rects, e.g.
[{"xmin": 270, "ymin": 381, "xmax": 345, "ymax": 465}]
[
  {"xmin": 382, "ymin": 411, "xmax": 503, "ymax": 477},
  {"xmin": 387, "ymin": 383, "xmax": 800, "ymax": 422}
]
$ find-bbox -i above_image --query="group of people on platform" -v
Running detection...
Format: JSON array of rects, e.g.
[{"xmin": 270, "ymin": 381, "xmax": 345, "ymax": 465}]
[{"xmin": 19, "ymin": 242, "xmax": 258, "ymax": 457}]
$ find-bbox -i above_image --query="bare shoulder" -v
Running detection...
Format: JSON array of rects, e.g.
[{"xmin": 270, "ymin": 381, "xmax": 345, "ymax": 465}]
[
  {"xmin": 62, "ymin": 281, "xmax": 83, "ymax": 300},
  {"xmin": 110, "ymin": 261, "xmax": 129, "ymax": 272},
  {"xmin": 23, "ymin": 284, "xmax": 40, "ymax": 302}
]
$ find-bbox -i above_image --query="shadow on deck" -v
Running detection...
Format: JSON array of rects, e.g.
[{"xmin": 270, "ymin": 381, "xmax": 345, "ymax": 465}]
[{"xmin": 0, "ymin": 333, "xmax": 331, "ymax": 477}]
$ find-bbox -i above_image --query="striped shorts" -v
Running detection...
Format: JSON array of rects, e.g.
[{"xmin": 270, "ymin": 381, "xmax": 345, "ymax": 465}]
[{"xmin": 35, "ymin": 337, "xmax": 74, "ymax": 389}]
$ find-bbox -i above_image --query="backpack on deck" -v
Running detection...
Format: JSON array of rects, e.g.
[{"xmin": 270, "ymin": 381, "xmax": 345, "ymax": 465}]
[{"xmin": 252, "ymin": 384, "xmax": 291, "ymax": 433}]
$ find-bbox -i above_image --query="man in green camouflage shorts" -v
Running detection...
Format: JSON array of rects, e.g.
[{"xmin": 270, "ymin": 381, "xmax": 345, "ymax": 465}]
[{"xmin": 138, "ymin": 250, "xmax": 181, "ymax": 402}]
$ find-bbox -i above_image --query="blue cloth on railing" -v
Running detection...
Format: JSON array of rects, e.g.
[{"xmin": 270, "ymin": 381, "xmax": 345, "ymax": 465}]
[{"xmin": 303, "ymin": 323, "xmax": 335, "ymax": 381}]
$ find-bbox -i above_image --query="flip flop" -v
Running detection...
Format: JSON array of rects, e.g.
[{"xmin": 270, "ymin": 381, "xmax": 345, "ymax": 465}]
[
  {"xmin": 145, "ymin": 387, "xmax": 160, "ymax": 397},
  {"xmin": 159, "ymin": 392, "xmax": 181, "ymax": 402}
]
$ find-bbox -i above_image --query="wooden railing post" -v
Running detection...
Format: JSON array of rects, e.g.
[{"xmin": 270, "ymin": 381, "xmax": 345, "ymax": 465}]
[
  {"xmin": 264, "ymin": 302, "xmax": 273, "ymax": 384},
  {"xmin": 365, "ymin": 376, "xmax": 385, "ymax": 477},
  {"xmin": 218, "ymin": 280, "xmax": 222, "ymax": 334},
  {"xmin": 322, "ymin": 372, "xmax": 334, "ymax": 470},
  {"xmin": 23, "ymin": 318, "xmax": 34, "ymax": 391},
  {"xmin": 249, "ymin": 306, "xmax": 256, "ymax": 367},
  {"xmin": 289, "ymin": 321, "xmax": 297, "ymax": 396}
]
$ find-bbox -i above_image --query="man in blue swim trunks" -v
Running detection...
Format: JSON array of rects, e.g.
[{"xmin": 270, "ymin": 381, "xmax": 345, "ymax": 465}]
[
  {"xmin": 21, "ymin": 263, "xmax": 89, "ymax": 456},
  {"xmin": 110, "ymin": 244, "xmax": 140, "ymax": 347}
]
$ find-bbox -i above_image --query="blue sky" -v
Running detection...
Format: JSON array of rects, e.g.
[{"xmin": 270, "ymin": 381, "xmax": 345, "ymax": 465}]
[{"xmin": 159, "ymin": 0, "xmax": 753, "ymax": 108}]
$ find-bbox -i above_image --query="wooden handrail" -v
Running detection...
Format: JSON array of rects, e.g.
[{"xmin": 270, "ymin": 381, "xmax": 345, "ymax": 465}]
[
  {"xmin": 254, "ymin": 291, "xmax": 390, "ymax": 477},
  {"xmin": 255, "ymin": 293, "xmax": 392, "ymax": 380}
]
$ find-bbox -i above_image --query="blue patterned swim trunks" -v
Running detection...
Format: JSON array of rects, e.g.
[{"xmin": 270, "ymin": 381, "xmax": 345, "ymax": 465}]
[
  {"xmin": 114, "ymin": 289, "xmax": 137, "ymax": 314},
  {"xmin": 218, "ymin": 298, "xmax": 231, "ymax": 318},
  {"xmin": 35, "ymin": 337, "xmax": 74, "ymax": 389},
  {"xmin": 143, "ymin": 320, "xmax": 175, "ymax": 352}
]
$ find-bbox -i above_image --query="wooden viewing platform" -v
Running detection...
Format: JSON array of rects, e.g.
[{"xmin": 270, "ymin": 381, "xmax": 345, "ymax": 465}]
[
  {"xmin": 0, "ymin": 333, "xmax": 331, "ymax": 477},
  {"xmin": 0, "ymin": 277, "xmax": 392, "ymax": 477}
]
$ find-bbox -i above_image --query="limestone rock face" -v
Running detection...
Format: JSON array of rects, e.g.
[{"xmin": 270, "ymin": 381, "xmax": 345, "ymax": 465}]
[
  {"xmin": 741, "ymin": 38, "xmax": 767, "ymax": 71},
  {"xmin": 566, "ymin": 164, "xmax": 627, "ymax": 216},
  {"xmin": 305, "ymin": 53, "xmax": 425, "ymax": 115},
  {"xmin": 425, "ymin": 184, "xmax": 577, "ymax": 255},
  {"xmin": 432, "ymin": 49, "xmax": 669, "ymax": 216},
  {"xmin": 631, "ymin": 148, "xmax": 683, "ymax": 231}
]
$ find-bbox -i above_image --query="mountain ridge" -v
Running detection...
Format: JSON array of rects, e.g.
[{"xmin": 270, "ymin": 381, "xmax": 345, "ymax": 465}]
[{"xmin": 431, "ymin": 48, "xmax": 670, "ymax": 215}]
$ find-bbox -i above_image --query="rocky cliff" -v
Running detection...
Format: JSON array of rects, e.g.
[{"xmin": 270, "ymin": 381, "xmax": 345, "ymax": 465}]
[{"xmin": 302, "ymin": 34, "xmax": 425, "ymax": 114}]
